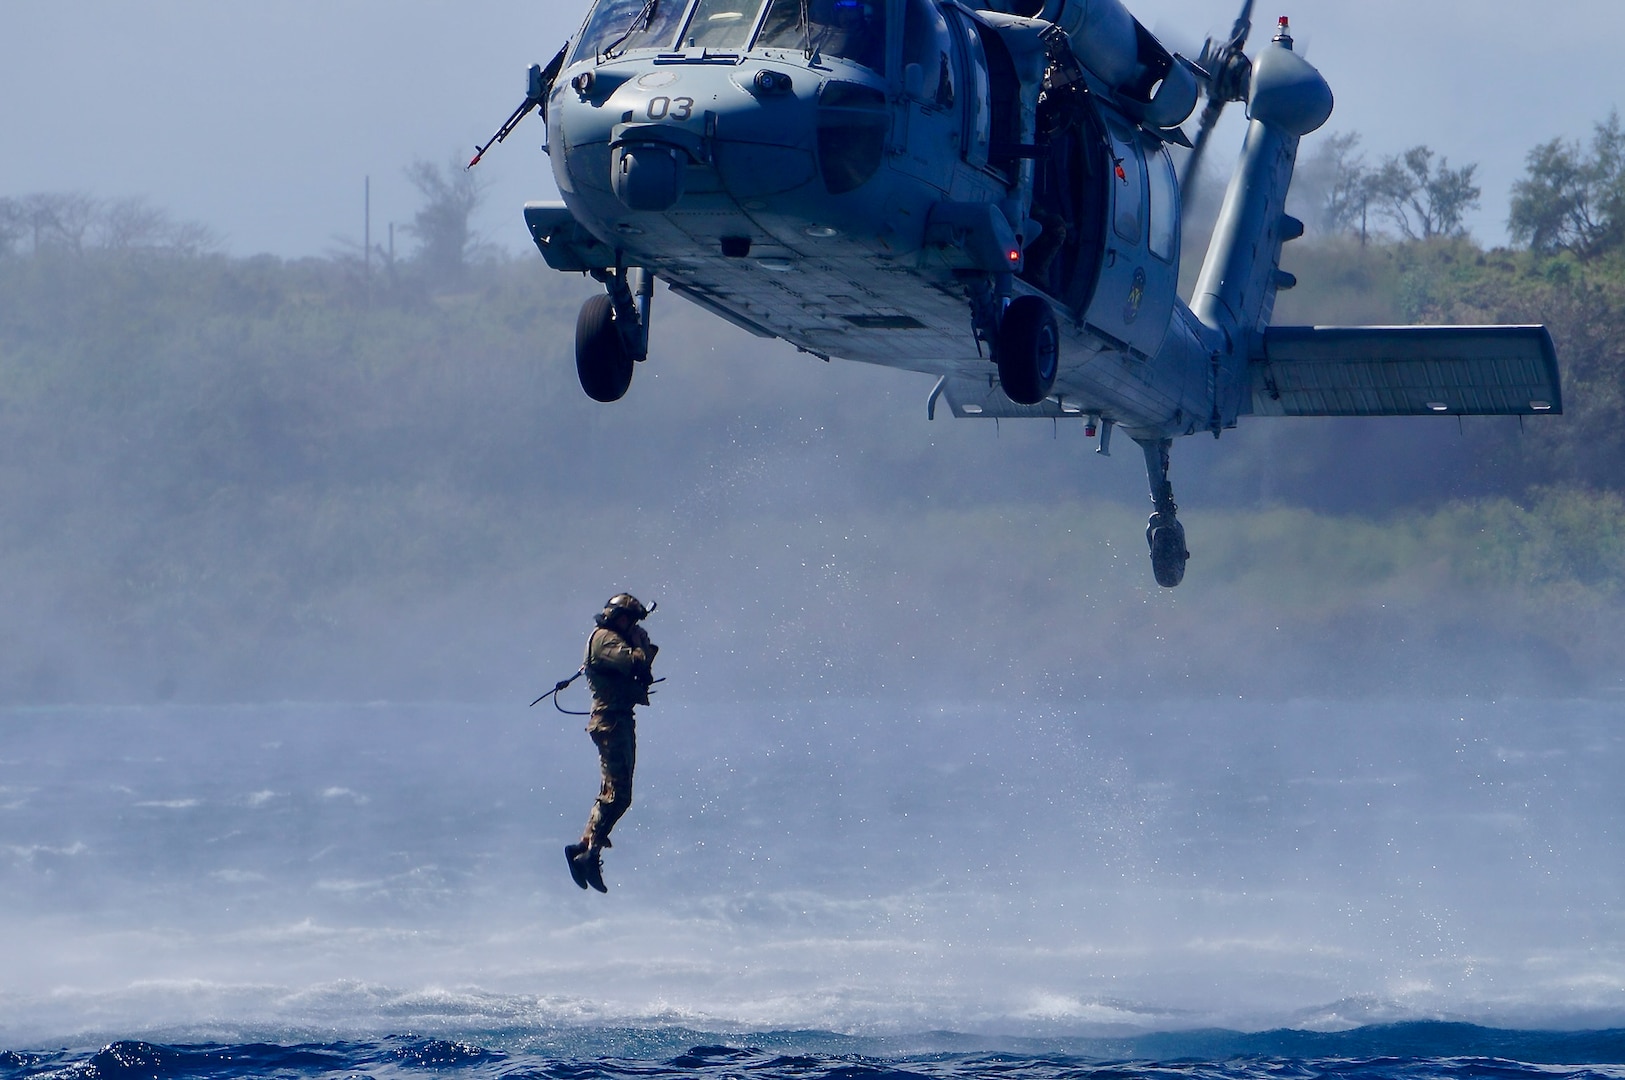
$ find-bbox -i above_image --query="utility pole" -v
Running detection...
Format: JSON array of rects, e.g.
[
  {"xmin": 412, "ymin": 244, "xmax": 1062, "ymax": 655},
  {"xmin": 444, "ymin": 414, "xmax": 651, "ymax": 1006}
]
[{"xmin": 364, "ymin": 175, "xmax": 372, "ymax": 279}]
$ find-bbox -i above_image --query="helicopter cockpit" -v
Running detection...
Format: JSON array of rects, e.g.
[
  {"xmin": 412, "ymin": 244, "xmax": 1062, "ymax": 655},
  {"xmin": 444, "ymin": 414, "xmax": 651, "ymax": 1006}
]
[
  {"xmin": 569, "ymin": 0, "xmax": 889, "ymax": 71},
  {"xmin": 759, "ymin": 0, "xmax": 886, "ymax": 71},
  {"xmin": 569, "ymin": 0, "xmax": 686, "ymax": 61}
]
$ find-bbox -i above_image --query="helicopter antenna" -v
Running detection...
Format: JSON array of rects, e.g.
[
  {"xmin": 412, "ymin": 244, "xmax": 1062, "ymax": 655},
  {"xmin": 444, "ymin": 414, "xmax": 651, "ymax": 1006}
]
[{"xmin": 1180, "ymin": 0, "xmax": 1254, "ymax": 201}]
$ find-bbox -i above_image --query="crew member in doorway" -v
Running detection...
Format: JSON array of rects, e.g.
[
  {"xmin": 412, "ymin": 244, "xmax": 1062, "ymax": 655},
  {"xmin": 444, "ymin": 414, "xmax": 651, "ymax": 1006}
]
[{"xmin": 566, "ymin": 593, "xmax": 658, "ymax": 893}]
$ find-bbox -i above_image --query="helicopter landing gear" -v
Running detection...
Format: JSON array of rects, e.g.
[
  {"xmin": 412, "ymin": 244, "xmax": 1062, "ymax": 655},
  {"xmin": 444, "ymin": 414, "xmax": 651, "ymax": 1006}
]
[
  {"xmin": 994, "ymin": 294, "xmax": 1060, "ymax": 406},
  {"xmin": 1137, "ymin": 436, "xmax": 1189, "ymax": 588},
  {"xmin": 575, "ymin": 295, "xmax": 634, "ymax": 402},
  {"xmin": 575, "ymin": 265, "xmax": 652, "ymax": 402}
]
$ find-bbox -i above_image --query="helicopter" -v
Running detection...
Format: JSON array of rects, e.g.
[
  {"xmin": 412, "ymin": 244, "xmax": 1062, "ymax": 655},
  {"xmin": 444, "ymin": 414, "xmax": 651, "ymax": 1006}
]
[{"xmin": 470, "ymin": 0, "xmax": 1562, "ymax": 587}]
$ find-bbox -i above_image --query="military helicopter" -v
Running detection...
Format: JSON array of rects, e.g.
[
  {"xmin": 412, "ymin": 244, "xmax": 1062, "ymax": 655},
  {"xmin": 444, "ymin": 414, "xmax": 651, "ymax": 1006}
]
[{"xmin": 471, "ymin": 0, "xmax": 1561, "ymax": 587}]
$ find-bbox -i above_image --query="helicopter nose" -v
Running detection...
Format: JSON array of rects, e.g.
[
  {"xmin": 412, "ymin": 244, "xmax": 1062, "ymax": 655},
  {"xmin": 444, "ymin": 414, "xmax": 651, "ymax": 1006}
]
[{"xmin": 612, "ymin": 142, "xmax": 687, "ymax": 212}]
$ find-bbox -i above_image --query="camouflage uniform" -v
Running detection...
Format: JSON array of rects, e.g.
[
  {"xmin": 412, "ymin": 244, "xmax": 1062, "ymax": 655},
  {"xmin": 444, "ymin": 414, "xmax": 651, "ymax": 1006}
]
[{"xmin": 577, "ymin": 599, "xmax": 656, "ymax": 855}]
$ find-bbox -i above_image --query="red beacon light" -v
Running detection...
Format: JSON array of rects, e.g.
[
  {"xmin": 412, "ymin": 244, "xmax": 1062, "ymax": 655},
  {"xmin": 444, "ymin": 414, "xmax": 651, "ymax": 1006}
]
[{"xmin": 1273, "ymin": 15, "xmax": 1293, "ymax": 47}]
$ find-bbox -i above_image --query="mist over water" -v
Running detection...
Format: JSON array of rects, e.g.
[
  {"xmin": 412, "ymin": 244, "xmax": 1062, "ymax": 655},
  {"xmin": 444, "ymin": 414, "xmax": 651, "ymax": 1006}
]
[
  {"xmin": 3, "ymin": 692, "xmax": 1621, "ymax": 1047},
  {"xmin": 0, "ymin": 246, "xmax": 1619, "ymax": 1060}
]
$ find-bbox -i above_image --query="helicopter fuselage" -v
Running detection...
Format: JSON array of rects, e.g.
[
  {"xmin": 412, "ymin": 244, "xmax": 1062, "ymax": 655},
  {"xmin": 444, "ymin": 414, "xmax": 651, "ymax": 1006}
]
[
  {"xmin": 537, "ymin": 0, "xmax": 1213, "ymax": 440},
  {"xmin": 518, "ymin": 0, "xmax": 1559, "ymax": 588}
]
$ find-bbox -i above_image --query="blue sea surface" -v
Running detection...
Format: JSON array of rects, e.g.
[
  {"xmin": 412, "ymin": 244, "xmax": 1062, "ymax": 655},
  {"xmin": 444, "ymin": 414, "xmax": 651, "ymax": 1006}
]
[
  {"xmin": 4, "ymin": 1028, "xmax": 1625, "ymax": 1080},
  {"xmin": 2, "ymin": 700, "xmax": 1622, "ymax": 1051}
]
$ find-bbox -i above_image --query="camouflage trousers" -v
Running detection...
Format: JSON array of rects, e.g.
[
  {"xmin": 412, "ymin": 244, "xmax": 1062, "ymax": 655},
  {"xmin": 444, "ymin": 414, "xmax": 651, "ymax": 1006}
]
[{"xmin": 580, "ymin": 708, "xmax": 636, "ymax": 850}]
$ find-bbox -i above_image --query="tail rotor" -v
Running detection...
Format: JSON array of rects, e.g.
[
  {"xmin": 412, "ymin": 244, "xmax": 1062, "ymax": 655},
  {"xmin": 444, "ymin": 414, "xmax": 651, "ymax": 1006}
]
[{"xmin": 1179, "ymin": 0, "xmax": 1254, "ymax": 201}]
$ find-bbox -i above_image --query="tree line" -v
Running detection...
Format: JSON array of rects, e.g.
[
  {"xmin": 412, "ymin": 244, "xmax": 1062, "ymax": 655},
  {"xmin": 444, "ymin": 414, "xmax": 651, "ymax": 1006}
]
[
  {"xmin": 2, "ymin": 121, "xmax": 1622, "ymax": 515},
  {"xmin": 0, "ymin": 121, "xmax": 1621, "ymax": 702},
  {"xmin": 1291, "ymin": 110, "xmax": 1625, "ymax": 259},
  {"xmin": 0, "ymin": 156, "xmax": 488, "ymax": 287},
  {"xmin": 0, "ymin": 192, "xmax": 218, "ymax": 257}
]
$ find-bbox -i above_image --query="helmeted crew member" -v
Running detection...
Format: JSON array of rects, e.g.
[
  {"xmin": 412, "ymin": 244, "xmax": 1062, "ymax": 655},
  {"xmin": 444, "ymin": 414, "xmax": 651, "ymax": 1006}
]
[{"xmin": 565, "ymin": 593, "xmax": 657, "ymax": 892}]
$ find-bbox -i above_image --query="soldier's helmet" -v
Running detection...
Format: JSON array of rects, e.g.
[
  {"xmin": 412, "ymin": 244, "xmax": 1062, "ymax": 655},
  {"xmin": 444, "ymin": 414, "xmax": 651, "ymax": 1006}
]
[{"xmin": 601, "ymin": 593, "xmax": 649, "ymax": 623}]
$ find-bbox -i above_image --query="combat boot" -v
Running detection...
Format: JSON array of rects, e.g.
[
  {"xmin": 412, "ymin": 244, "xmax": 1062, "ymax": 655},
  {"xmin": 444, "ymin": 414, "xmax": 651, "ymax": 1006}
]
[
  {"xmin": 564, "ymin": 843, "xmax": 590, "ymax": 890},
  {"xmin": 581, "ymin": 842, "xmax": 608, "ymax": 893}
]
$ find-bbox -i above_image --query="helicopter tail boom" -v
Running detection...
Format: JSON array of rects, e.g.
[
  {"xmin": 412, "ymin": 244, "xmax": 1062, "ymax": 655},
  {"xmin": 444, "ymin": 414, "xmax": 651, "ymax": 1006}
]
[{"xmin": 1191, "ymin": 27, "xmax": 1331, "ymax": 339}]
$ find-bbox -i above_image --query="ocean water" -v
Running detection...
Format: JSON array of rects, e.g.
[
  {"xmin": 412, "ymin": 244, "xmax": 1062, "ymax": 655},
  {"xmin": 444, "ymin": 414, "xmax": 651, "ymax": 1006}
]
[
  {"xmin": 1, "ymin": 697, "xmax": 1622, "ymax": 1064},
  {"xmin": 5, "ymin": 1033, "xmax": 1625, "ymax": 1080}
]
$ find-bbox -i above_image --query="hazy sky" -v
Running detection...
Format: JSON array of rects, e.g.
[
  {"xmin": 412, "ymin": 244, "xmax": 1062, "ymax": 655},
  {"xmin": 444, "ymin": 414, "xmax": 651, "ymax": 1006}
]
[{"xmin": 2, "ymin": 1, "xmax": 1618, "ymax": 257}]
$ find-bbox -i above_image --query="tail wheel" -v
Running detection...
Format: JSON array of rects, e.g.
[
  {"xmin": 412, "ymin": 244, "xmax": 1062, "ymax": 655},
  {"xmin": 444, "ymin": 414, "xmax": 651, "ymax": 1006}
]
[
  {"xmin": 1147, "ymin": 513, "xmax": 1189, "ymax": 588},
  {"xmin": 575, "ymin": 294, "xmax": 634, "ymax": 402},
  {"xmin": 995, "ymin": 294, "xmax": 1060, "ymax": 406}
]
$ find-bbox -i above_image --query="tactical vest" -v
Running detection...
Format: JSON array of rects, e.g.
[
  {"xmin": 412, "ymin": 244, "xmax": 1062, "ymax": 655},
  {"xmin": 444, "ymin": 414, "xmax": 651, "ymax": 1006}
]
[{"xmin": 583, "ymin": 626, "xmax": 651, "ymax": 710}]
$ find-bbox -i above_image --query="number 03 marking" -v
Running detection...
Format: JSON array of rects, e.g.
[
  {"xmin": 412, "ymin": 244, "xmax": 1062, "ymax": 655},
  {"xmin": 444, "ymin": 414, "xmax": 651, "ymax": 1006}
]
[{"xmin": 646, "ymin": 96, "xmax": 695, "ymax": 121}]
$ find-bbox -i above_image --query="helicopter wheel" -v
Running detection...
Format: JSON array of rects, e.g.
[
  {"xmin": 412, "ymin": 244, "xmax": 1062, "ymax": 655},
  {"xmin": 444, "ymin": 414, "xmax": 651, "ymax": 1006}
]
[
  {"xmin": 1147, "ymin": 512, "xmax": 1189, "ymax": 588},
  {"xmin": 994, "ymin": 295, "xmax": 1059, "ymax": 406},
  {"xmin": 575, "ymin": 294, "xmax": 635, "ymax": 402}
]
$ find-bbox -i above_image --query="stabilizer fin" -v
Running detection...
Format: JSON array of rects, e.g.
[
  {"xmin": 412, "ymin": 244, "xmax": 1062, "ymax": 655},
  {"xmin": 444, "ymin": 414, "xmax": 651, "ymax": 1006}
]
[{"xmin": 1250, "ymin": 325, "xmax": 1562, "ymax": 417}]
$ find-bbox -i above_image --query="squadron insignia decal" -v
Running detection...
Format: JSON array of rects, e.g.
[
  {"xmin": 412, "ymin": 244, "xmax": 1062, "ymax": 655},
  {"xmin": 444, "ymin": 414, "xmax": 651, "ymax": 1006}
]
[{"xmin": 1124, "ymin": 266, "xmax": 1146, "ymax": 324}]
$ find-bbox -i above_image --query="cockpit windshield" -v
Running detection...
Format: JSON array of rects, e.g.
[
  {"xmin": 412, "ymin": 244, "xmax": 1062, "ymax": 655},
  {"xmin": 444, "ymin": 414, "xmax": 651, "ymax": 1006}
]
[
  {"xmin": 680, "ymin": 0, "xmax": 770, "ymax": 50},
  {"xmin": 755, "ymin": 0, "xmax": 886, "ymax": 72},
  {"xmin": 570, "ymin": 0, "xmax": 689, "ymax": 62},
  {"xmin": 569, "ymin": 0, "xmax": 885, "ymax": 69}
]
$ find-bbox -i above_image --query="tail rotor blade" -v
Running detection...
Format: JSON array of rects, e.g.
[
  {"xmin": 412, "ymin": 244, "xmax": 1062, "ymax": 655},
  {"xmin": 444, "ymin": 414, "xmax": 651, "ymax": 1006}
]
[
  {"xmin": 1179, "ymin": 103, "xmax": 1219, "ymax": 200},
  {"xmin": 1179, "ymin": 0, "xmax": 1256, "ymax": 202},
  {"xmin": 1227, "ymin": 0, "xmax": 1254, "ymax": 51}
]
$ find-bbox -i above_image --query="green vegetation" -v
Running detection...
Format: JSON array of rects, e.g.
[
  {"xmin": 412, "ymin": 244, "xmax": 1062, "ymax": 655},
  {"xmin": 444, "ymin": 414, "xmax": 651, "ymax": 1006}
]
[
  {"xmin": 1273, "ymin": 234, "xmax": 1625, "ymax": 496},
  {"xmin": 2, "ymin": 123, "xmax": 1624, "ymax": 704},
  {"xmin": 1509, "ymin": 111, "xmax": 1625, "ymax": 259}
]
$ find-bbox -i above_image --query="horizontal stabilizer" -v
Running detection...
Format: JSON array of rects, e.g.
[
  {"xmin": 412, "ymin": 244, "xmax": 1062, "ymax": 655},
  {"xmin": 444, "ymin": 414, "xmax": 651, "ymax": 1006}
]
[{"xmin": 1251, "ymin": 325, "xmax": 1561, "ymax": 417}]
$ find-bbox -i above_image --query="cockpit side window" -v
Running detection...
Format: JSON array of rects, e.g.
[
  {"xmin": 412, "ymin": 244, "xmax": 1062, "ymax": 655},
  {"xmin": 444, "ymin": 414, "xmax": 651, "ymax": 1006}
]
[
  {"xmin": 570, "ymin": 0, "xmax": 689, "ymax": 61},
  {"xmin": 682, "ymin": 0, "xmax": 770, "ymax": 49},
  {"xmin": 754, "ymin": 0, "xmax": 802, "ymax": 52},
  {"xmin": 1147, "ymin": 142, "xmax": 1178, "ymax": 260},
  {"xmin": 756, "ymin": 0, "xmax": 886, "ymax": 73},
  {"xmin": 1106, "ymin": 121, "xmax": 1144, "ymax": 243},
  {"xmin": 976, "ymin": 20, "xmax": 1019, "ymax": 176},
  {"xmin": 901, "ymin": 0, "xmax": 953, "ymax": 108},
  {"xmin": 944, "ymin": 10, "xmax": 991, "ymax": 168}
]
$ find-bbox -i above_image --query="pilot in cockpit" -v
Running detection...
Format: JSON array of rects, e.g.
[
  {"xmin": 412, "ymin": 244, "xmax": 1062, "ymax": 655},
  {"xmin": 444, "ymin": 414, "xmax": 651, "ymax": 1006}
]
[{"xmin": 804, "ymin": 0, "xmax": 885, "ymax": 71}]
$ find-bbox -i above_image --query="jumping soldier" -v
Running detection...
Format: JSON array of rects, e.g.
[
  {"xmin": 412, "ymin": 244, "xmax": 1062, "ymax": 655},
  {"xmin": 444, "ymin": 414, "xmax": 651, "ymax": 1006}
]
[{"xmin": 566, "ymin": 593, "xmax": 657, "ymax": 892}]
